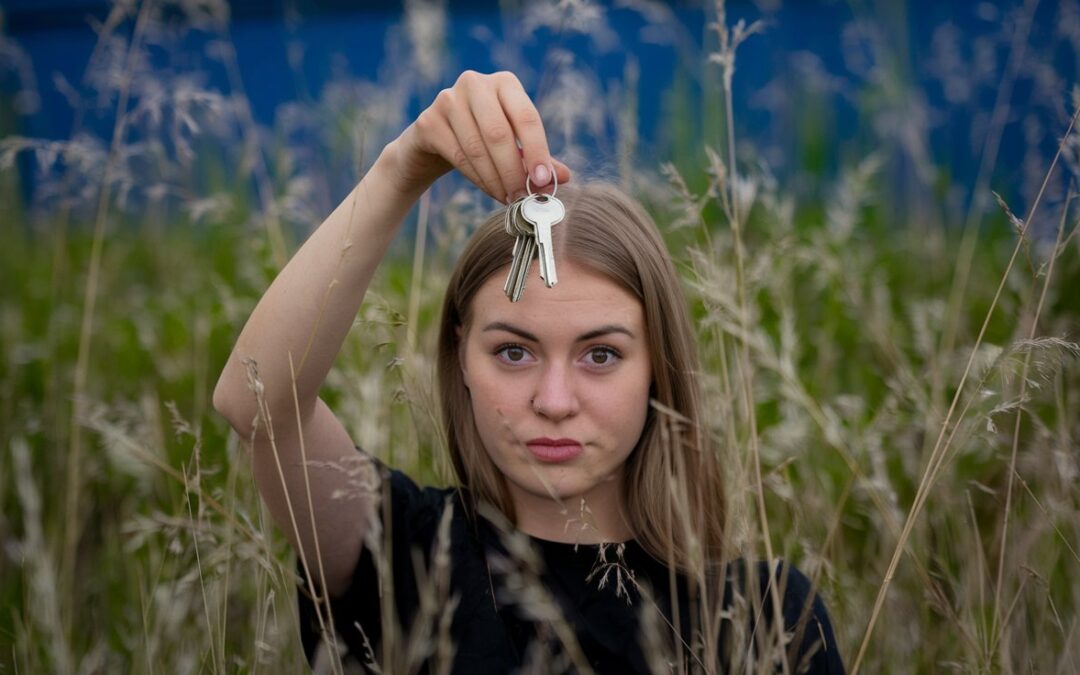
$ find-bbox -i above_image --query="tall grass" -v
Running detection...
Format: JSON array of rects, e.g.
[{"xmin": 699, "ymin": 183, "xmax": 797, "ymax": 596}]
[{"xmin": 2, "ymin": 0, "xmax": 1079, "ymax": 672}]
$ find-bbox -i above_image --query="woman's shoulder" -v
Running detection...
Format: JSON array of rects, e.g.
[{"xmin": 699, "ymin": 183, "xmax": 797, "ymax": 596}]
[
  {"xmin": 298, "ymin": 456, "xmax": 476, "ymax": 666},
  {"xmin": 357, "ymin": 451, "xmax": 466, "ymax": 534},
  {"xmin": 731, "ymin": 558, "xmax": 846, "ymax": 674},
  {"xmin": 729, "ymin": 557, "xmax": 819, "ymax": 602},
  {"xmin": 631, "ymin": 553, "xmax": 844, "ymax": 673},
  {"xmin": 543, "ymin": 547, "xmax": 845, "ymax": 673}
]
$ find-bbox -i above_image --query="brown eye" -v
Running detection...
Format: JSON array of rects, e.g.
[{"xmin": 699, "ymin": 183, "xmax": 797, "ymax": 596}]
[
  {"xmin": 585, "ymin": 347, "xmax": 619, "ymax": 367},
  {"xmin": 496, "ymin": 344, "xmax": 533, "ymax": 365}
]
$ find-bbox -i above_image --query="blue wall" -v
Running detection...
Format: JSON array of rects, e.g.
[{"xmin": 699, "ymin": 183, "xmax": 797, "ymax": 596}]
[{"xmin": 1, "ymin": 0, "xmax": 1073, "ymax": 215}]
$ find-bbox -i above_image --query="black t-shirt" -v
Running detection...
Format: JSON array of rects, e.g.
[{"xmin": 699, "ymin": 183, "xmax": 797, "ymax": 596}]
[{"xmin": 298, "ymin": 462, "xmax": 845, "ymax": 674}]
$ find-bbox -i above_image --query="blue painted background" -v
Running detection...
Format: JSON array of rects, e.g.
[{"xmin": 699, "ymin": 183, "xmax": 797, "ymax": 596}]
[{"xmin": 1, "ymin": 0, "xmax": 1075, "ymax": 218}]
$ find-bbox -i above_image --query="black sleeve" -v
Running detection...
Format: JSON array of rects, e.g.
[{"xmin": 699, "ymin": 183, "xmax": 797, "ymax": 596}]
[
  {"xmin": 297, "ymin": 452, "xmax": 451, "ymax": 668},
  {"xmin": 763, "ymin": 560, "xmax": 846, "ymax": 675}
]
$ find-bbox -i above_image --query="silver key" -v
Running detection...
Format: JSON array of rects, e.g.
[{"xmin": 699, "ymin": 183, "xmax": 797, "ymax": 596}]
[
  {"xmin": 503, "ymin": 200, "xmax": 524, "ymax": 295},
  {"xmin": 510, "ymin": 233, "xmax": 536, "ymax": 302},
  {"xmin": 520, "ymin": 194, "xmax": 564, "ymax": 287},
  {"xmin": 503, "ymin": 199, "xmax": 536, "ymax": 301},
  {"xmin": 504, "ymin": 234, "xmax": 531, "ymax": 297},
  {"xmin": 503, "ymin": 197, "xmax": 519, "ymax": 236},
  {"xmin": 503, "ymin": 233, "xmax": 523, "ymax": 296}
]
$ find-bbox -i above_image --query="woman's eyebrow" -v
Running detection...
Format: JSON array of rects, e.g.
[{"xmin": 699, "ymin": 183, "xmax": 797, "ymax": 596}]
[
  {"xmin": 481, "ymin": 321, "xmax": 635, "ymax": 342},
  {"xmin": 482, "ymin": 321, "xmax": 539, "ymax": 342},
  {"xmin": 576, "ymin": 325, "xmax": 635, "ymax": 341}
]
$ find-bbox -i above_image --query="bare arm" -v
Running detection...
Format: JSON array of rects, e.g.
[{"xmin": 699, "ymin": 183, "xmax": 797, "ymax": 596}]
[{"xmin": 212, "ymin": 70, "xmax": 570, "ymax": 596}]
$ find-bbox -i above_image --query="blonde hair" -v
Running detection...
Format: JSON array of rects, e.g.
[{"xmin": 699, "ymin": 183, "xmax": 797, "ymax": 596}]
[{"xmin": 436, "ymin": 182, "xmax": 726, "ymax": 571}]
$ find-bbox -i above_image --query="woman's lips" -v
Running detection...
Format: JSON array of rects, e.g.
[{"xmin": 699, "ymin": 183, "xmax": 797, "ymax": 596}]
[{"xmin": 525, "ymin": 438, "xmax": 583, "ymax": 463}]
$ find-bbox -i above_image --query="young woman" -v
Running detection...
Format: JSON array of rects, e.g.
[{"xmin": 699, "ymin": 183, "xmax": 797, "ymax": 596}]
[{"xmin": 214, "ymin": 70, "xmax": 844, "ymax": 673}]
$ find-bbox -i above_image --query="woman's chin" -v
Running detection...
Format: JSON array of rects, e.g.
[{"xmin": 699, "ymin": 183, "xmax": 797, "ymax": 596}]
[{"xmin": 511, "ymin": 471, "xmax": 612, "ymax": 508}]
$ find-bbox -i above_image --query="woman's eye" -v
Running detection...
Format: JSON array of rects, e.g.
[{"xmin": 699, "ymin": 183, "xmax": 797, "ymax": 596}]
[
  {"xmin": 495, "ymin": 344, "xmax": 532, "ymax": 364},
  {"xmin": 585, "ymin": 347, "xmax": 620, "ymax": 367}
]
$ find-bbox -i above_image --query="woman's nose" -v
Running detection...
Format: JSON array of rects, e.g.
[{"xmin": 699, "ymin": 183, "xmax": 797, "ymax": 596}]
[{"xmin": 530, "ymin": 363, "xmax": 580, "ymax": 421}]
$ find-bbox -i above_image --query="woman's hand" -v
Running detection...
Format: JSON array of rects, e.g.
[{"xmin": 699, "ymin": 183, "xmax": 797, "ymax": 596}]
[{"xmin": 390, "ymin": 70, "xmax": 572, "ymax": 203}]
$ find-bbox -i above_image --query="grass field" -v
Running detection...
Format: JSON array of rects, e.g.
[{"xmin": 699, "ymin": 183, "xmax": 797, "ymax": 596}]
[{"xmin": 2, "ymin": 1, "xmax": 1079, "ymax": 672}]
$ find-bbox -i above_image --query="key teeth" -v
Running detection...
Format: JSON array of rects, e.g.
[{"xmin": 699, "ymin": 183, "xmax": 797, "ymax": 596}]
[{"xmin": 509, "ymin": 238, "xmax": 534, "ymax": 302}]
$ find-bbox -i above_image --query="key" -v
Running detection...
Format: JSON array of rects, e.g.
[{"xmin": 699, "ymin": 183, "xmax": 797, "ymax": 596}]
[
  {"xmin": 503, "ymin": 197, "xmax": 519, "ymax": 236},
  {"xmin": 520, "ymin": 194, "xmax": 565, "ymax": 287},
  {"xmin": 503, "ymin": 233, "xmax": 523, "ymax": 295},
  {"xmin": 503, "ymin": 200, "xmax": 536, "ymax": 301},
  {"xmin": 510, "ymin": 233, "xmax": 536, "ymax": 302},
  {"xmin": 503, "ymin": 200, "xmax": 527, "ymax": 295}
]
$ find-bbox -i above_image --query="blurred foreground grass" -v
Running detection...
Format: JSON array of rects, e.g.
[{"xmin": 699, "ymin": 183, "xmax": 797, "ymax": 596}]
[
  {"xmin": 3, "ymin": 0, "xmax": 1080, "ymax": 672},
  {"xmin": 3, "ymin": 162, "xmax": 1078, "ymax": 670}
]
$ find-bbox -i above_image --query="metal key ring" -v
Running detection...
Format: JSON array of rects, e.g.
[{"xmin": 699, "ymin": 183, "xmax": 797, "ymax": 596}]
[{"xmin": 525, "ymin": 165, "xmax": 558, "ymax": 200}]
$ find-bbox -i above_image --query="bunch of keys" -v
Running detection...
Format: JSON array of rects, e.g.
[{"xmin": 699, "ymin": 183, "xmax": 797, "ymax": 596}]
[{"xmin": 502, "ymin": 172, "xmax": 565, "ymax": 302}]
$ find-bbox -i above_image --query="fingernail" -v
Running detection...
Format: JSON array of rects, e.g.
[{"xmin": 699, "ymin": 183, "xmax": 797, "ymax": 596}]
[{"xmin": 533, "ymin": 163, "xmax": 551, "ymax": 186}]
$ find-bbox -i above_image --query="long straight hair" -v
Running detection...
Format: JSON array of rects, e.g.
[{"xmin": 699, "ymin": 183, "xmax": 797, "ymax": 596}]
[{"xmin": 436, "ymin": 183, "xmax": 726, "ymax": 571}]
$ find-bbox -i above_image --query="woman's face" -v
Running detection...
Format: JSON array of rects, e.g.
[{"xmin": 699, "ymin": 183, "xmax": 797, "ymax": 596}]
[{"xmin": 459, "ymin": 259, "xmax": 652, "ymax": 528}]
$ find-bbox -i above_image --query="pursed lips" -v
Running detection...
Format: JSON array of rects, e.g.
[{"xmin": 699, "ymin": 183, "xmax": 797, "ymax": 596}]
[
  {"xmin": 524, "ymin": 437, "xmax": 584, "ymax": 463},
  {"xmin": 527, "ymin": 437, "xmax": 580, "ymax": 447}
]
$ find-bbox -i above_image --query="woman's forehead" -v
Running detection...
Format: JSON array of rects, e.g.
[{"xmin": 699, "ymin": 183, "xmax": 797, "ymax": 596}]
[{"xmin": 467, "ymin": 260, "xmax": 645, "ymax": 338}]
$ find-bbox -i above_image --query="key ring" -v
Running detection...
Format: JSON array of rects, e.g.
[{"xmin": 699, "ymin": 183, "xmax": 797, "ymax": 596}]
[{"xmin": 525, "ymin": 165, "xmax": 558, "ymax": 200}]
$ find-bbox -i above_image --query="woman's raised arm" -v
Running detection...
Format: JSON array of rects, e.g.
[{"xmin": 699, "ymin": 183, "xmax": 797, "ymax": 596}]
[{"xmin": 212, "ymin": 71, "xmax": 570, "ymax": 596}]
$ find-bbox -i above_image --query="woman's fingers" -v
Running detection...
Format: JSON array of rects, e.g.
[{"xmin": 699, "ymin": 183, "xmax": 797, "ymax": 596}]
[
  {"xmin": 493, "ymin": 73, "xmax": 556, "ymax": 192},
  {"xmin": 513, "ymin": 146, "xmax": 574, "ymax": 191},
  {"xmin": 550, "ymin": 159, "xmax": 572, "ymax": 188},
  {"xmin": 450, "ymin": 71, "xmax": 573, "ymax": 201},
  {"xmin": 419, "ymin": 109, "xmax": 488, "ymax": 195},
  {"xmin": 408, "ymin": 71, "xmax": 571, "ymax": 202},
  {"xmin": 466, "ymin": 72, "xmax": 530, "ymax": 201},
  {"xmin": 443, "ymin": 86, "xmax": 507, "ymax": 202}
]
